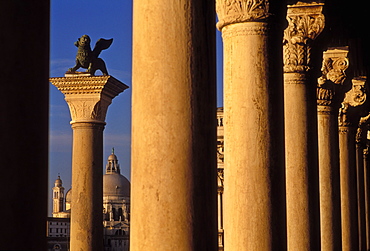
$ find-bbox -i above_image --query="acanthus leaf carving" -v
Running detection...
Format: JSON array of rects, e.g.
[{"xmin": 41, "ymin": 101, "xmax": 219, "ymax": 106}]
[
  {"xmin": 317, "ymin": 47, "xmax": 349, "ymax": 87},
  {"xmin": 317, "ymin": 86, "xmax": 334, "ymax": 106},
  {"xmin": 339, "ymin": 77, "xmax": 368, "ymax": 127},
  {"xmin": 356, "ymin": 112, "xmax": 370, "ymax": 145},
  {"xmin": 216, "ymin": 0, "xmax": 270, "ymax": 30},
  {"xmin": 317, "ymin": 47, "xmax": 349, "ymax": 106},
  {"xmin": 283, "ymin": 2, "xmax": 325, "ymax": 73}
]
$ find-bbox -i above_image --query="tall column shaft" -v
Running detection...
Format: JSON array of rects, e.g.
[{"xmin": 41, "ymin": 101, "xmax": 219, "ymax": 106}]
[
  {"xmin": 338, "ymin": 77, "xmax": 367, "ymax": 251},
  {"xmin": 285, "ymin": 72, "xmax": 320, "ymax": 250},
  {"xmin": 356, "ymin": 115, "xmax": 370, "ymax": 251},
  {"xmin": 217, "ymin": 1, "xmax": 286, "ymax": 250},
  {"xmin": 339, "ymin": 126, "xmax": 359, "ymax": 251},
  {"xmin": 364, "ymin": 148, "xmax": 370, "ymax": 250},
  {"xmin": 356, "ymin": 142, "xmax": 366, "ymax": 251},
  {"xmin": 316, "ymin": 47, "xmax": 349, "ymax": 251},
  {"xmin": 131, "ymin": 1, "xmax": 217, "ymax": 250},
  {"xmin": 317, "ymin": 105, "xmax": 341, "ymax": 251},
  {"xmin": 283, "ymin": 3, "xmax": 325, "ymax": 251},
  {"xmin": 70, "ymin": 122, "xmax": 104, "ymax": 250}
]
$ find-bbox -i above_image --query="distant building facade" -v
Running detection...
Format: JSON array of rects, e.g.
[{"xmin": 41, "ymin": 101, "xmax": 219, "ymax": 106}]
[
  {"xmin": 47, "ymin": 151, "xmax": 130, "ymax": 251},
  {"xmin": 217, "ymin": 107, "xmax": 224, "ymax": 250}
]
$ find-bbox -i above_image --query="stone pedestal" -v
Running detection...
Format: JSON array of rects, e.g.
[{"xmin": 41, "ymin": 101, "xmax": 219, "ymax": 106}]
[
  {"xmin": 50, "ymin": 74, "xmax": 128, "ymax": 251},
  {"xmin": 316, "ymin": 47, "xmax": 349, "ymax": 251},
  {"xmin": 131, "ymin": 1, "xmax": 217, "ymax": 250},
  {"xmin": 216, "ymin": 1, "xmax": 286, "ymax": 250},
  {"xmin": 283, "ymin": 2, "xmax": 325, "ymax": 251}
]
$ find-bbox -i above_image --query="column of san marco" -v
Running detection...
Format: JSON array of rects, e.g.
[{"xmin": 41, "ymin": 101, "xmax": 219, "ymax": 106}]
[{"xmin": 50, "ymin": 73, "xmax": 128, "ymax": 251}]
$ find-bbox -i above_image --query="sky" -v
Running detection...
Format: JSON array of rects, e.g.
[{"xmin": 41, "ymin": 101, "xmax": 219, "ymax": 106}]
[{"xmin": 49, "ymin": 0, "xmax": 224, "ymax": 215}]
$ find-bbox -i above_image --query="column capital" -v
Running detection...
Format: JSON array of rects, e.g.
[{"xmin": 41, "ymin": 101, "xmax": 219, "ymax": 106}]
[
  {"xmin": 343, "ymin": 77, "xmax": 367, "ymax": 108},
  {"xmin": 216, "ymin": 0, "xmax": 270, "ymax": 30},
  {"xmin": 339, "ymin": 77, "xmax": 368, "ymax": 127},
  {"xmin": 356, "ymin": 113, "xmax": 370, "ymax": 145},
  {"xmin": 317, "ymin": 47, "xmax": 349, "ymax": 107},
  {"xmin": 283, "ymin": 2, "xmax": 325, "ymax": 73},
  {"xmin": 318, "ymin": 47, "xmax": 349, "ymax": 86},
  {"xmin": 317, "ymin": 87, "xmax": 335, "ymax": 107},
  {"xmin": 50, "ymin": 74, "xmax": 128, "ymax": 124},
  {"xmin": 363, "ymin": 146, "xmax": 369, "ymax": 157}
]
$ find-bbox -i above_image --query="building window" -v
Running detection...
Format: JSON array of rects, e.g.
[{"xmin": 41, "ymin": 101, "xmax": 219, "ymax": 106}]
[{"xmin": 53, "ymin": 244, "xmax": 61, "ymax": 249}]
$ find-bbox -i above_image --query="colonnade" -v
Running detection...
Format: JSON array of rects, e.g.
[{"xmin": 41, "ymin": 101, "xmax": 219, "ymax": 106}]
[
  {"xmin": 131, "ymin": 1, "xmax": 370, "ymax": 251},
  {"xmin": 50, "ymin": 75, "xmax": 128, "ymax": 251}
]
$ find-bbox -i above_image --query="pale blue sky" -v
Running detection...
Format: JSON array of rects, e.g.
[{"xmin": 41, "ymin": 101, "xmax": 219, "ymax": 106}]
[{"xmin": 49, "ymin": 0, "xmax": 223, "ymax": 214}]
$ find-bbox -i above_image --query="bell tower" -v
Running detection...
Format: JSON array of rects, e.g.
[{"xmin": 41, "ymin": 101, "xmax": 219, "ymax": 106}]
[{"xmin": 52, "ymin": 175, "xmax": 65, "ymax": 216}]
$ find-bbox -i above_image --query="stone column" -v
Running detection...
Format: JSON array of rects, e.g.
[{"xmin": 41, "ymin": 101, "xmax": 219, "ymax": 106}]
[
  {"xmin": 216, "ymin": 1, "xmax": 286, "ymax": 250},
  {"xmin": 338, "ymin": 77, "xmax": 367, "ymax": 251},
  {"xmin": 0, "ymin": 2, "xmax": 49, "ymax": 250},
  {"xmin": 131, "ymin": 1, "xmax": 217, "ymax": 250},
  {"xmin": 316, "ymin": 47, "xmax": 349, "ymax": 251},
  {"xmin": 356, "ymin": 113, "xmax": 370, "ymax": 251},
  {"xmin": 283, "ymin": 2, "xmax": 325, "ymax": 251},
  {"xmin": 50, "ymin": 74, "xmax": 128, "ymax": 251},
  {"xmin": 364, "ymin": 143, "xmax": 370, "ymax": 250}
]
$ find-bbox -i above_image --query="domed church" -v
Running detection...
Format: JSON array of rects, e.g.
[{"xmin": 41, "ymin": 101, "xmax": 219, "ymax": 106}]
[{"xmin": 47, "ymin": 150, "xmax": 130, "ymax": 251}]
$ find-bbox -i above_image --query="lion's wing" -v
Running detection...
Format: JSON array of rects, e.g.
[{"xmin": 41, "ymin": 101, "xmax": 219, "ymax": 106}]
[{"xmin": 93, "ymin": 38, "xmax": 113, "ymax": 58}]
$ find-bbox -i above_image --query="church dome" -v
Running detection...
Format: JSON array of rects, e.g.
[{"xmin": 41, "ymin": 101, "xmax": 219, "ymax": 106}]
[
  {"xmin": 65, "ymin": 188, "xmax": 72, "ymax": 203},
  {"xmin": 108, "ymin": 153, "xmax": 118, "ymax": 161},
  {"xmin": 54, "ymin": 176, "xmax": 63, "ymax": 187},
  {"xmin": 103, "ymin": 173, "xmax": 130, "ymax": 197}
]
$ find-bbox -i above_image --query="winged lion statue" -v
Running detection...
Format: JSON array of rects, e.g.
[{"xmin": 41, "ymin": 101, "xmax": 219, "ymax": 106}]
[{"xmin": 68, "ymin": 35, "xmax": 113, "ymax": 76}]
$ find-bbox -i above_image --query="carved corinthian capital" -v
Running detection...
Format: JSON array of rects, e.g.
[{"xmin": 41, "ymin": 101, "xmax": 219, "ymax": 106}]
[
  {"xmin": 339, "ymin": 77, "xmax": 367, "ymax": 127},
  {"xmin": 356, "ymin": 112, "xmax": 370, "ymax": 145},
  {"xmin": 216, "ymin": 0, "xmax": 270, "ymax": 30},
  {"xmin": 50, "ymin": 75, "xmax": 128, "ymax": 124},
  {"xmin": 317, "ymin": 47, "xmax": 349, "ymax": 106},
  {"xmin": 283, "ymin": 2, "xmax": 325, "ymax": 73},
  {"xmin": 318, "ymin": 47, "xmax": 349, "ymax": 86}
]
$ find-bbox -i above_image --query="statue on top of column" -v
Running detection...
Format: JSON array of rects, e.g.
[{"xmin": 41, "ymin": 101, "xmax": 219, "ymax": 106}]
[{"xmin": 68, "ymin": 35, "xmax": 113, "ymax": 76}]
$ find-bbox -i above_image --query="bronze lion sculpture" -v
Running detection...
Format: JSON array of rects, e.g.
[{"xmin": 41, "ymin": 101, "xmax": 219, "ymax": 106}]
[{"xmin": 68, "ymin": 35, "xmax": 113, "ymax": 76}]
